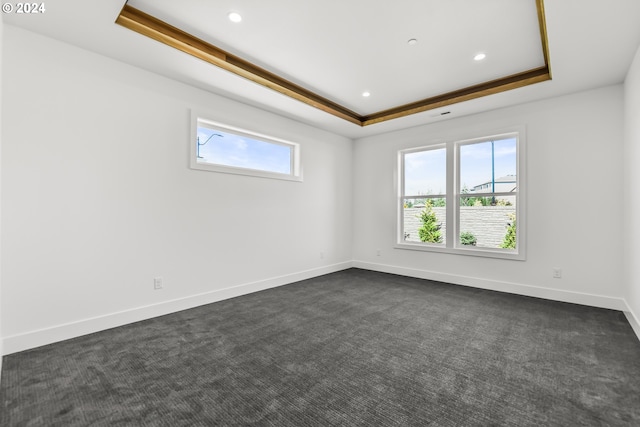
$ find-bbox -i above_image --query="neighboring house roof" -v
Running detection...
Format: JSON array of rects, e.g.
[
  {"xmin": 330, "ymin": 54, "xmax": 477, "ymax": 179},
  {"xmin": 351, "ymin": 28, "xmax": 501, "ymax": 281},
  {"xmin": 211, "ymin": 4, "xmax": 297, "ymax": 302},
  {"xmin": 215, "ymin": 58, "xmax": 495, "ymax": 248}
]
[{"xmin": 470, "ymin": 175, "xmax": 517, "ymax": 192}]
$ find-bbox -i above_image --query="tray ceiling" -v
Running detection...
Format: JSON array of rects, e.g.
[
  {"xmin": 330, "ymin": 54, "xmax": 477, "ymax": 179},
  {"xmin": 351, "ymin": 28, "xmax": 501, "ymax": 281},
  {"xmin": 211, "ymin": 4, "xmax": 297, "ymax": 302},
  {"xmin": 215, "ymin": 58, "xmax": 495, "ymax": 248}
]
[
  {"xmin": 4, "ymin": 0, "xmax": 640, "ymax": 138},
  {"xmin": 120, "ymin": 0, "xmax": 551, "ymax": 126}
]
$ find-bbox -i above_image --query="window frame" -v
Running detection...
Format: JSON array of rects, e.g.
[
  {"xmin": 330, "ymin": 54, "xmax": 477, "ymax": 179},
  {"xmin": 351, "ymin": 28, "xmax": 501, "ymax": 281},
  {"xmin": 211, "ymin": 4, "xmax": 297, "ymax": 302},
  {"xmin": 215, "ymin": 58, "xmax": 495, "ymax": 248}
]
[
  {"xmin": 399, "ymin": 143, "xmax": 448, "ymax": 248},
  {"xmin": 396, "ymin": 128, "xmax": 526, "ymax": 260},
  {"xmin": 190, "ymin": 113, "xmax": 303, "ymax": 182}
]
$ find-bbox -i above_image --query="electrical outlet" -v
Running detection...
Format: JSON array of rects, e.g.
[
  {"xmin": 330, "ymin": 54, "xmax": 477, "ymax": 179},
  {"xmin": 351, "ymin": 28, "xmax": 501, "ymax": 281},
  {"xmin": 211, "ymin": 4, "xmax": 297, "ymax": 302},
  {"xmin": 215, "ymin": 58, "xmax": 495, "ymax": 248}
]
[
  {"xmin": 320, "ymin": 251, "xmax": 325, "ymax": 259},
  {"xmin": 154, "ymin": 277, "xmax": 163, "ymax": 289},
  {"xmin": 376, "ymin": 249, "xmax": 381, "ymax": 256},
  {"xmin": 553, "ymin": 269, "xmax": 562, "ymax": 279}
]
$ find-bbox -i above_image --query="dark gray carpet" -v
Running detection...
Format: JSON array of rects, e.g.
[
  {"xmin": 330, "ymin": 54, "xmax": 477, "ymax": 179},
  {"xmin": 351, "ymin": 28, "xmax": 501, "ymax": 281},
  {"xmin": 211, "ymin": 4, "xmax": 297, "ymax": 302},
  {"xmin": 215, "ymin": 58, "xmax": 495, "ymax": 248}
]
[{"xmin": 2, "ymin": 268, "xmax": 640, "ymax": 426}]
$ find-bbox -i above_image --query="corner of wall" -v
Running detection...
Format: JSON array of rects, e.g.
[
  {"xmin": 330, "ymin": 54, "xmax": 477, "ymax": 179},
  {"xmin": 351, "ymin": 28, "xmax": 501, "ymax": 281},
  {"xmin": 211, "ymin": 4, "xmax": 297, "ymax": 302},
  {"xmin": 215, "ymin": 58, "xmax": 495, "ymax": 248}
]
[
  {"xmin": 623, "ymin": 42, "xmax": 640, "ymax": 344},
  {"xmin": 624, "ymin": 308, "xmax": 640, "ymax": 342},
  {"xmin": 1, "ymin": 13, "xmax": 5, "ymax": 376}
]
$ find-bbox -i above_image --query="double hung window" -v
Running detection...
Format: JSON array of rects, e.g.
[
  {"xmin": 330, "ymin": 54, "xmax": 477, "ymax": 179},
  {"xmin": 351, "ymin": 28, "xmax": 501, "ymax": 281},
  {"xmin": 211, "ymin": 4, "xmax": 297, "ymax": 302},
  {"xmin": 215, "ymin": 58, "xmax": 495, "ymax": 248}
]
[{"xmin": 398, "ymin": 130, "xmax": 525, "ymax": 260}]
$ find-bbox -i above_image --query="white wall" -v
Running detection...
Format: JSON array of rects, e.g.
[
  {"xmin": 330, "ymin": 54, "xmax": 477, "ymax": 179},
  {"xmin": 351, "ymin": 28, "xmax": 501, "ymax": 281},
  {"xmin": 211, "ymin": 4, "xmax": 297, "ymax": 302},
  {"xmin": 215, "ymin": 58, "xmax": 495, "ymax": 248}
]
[
  {"xmin": 623, "ymin": 44, "xmax": 640, "ymax": 337},
  {"xmin": 1, "ymin": 24, "xmax": 637, "ymax": 356},
  {"xmin": 353, "ymin": 86, "xmax": 626, "ymax": 309},
  {"xmin": 0, "ymin": 26, "xmax": 353, "ymax": 353},
  {"xmin": 0, "ymin": 14, "xmax": 5, "ymax": 371}
]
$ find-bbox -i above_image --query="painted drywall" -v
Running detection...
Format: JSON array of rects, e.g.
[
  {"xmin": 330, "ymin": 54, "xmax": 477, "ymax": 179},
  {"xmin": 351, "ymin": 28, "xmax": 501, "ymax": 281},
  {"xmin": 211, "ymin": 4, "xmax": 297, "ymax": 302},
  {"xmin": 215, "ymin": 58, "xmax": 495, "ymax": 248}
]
[
  {"xmin": 0, "ymin": 14, "xmax": 4, "ymax": 371},
  {"xmin": 0, "ymin": 26, "xmax": 353, "ymax": 353},
  {"xmin": 353, "ymin": 86, "xmax": 626, "ymax": 309},
  {"xmin": 1, "ymin": 23, "xmax": 636, "ymax": 355},
  {"xmin": 624, "ymin": 43, "xmax": 640, "ymax": 336}
]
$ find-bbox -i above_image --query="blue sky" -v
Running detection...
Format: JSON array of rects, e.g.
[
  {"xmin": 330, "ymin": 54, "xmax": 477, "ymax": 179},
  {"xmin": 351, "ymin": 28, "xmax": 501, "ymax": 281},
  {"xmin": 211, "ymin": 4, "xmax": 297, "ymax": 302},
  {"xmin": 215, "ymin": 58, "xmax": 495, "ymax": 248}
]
[
  {"xmin": 404, "ymin": 137, "xmax": 516, "ymax": 196},
  {"xmin": 197, "ymin": 126, "xmax": 292, "ymax": 174},
  {"xmin": 404, "ymin": 147, "xmax": 447, "ymax": 195}
]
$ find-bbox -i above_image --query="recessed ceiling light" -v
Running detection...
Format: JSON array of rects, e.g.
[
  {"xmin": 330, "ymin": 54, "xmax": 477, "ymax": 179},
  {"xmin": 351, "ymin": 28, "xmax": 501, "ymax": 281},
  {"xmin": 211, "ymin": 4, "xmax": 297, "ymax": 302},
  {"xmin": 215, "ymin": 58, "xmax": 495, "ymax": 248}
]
[
  {"xmin": 408, "ymin": 38, "xmax": 418, "ymax": 46},
  {"xmin": 362, "ymin": 91, "xmax": 371, "ymax": 97},
  {"xmin": 474, "ymin": 53, "xmax": 486, "ymax": 61},
  {"xmin": 228, "ymin": 12, "xmax": 242, "ymax": 23}
]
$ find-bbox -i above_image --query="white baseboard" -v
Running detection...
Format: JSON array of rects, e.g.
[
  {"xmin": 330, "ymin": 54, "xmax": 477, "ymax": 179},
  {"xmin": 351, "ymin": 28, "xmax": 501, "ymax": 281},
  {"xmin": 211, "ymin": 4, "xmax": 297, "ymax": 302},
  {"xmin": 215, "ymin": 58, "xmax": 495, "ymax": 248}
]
[
  {"xmin": 4, "ymin": 260, "xmax": 637, "ymax": 355},
  {"xmin": 2, "ymin": 261, "xmax": 353, "ymax": 355},
  {"xmin": 352, "ymin": 260, "xmax": 628, "ymax": 311},
  {"xmin": 623, "ymin": 303, "xmax": 640, "ymax": 343}
]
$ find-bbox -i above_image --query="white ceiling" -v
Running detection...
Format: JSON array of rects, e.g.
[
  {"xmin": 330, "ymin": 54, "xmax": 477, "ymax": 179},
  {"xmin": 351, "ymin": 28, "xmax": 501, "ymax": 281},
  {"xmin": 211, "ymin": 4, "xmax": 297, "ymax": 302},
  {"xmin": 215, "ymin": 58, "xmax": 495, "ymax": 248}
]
[
  {"xmin": 126, "ymin": 0, "xmax": 546, "ymax": 115},
  {"xmin": 4, "ymin": 1, "xmax": 640, "ymax": 139}
]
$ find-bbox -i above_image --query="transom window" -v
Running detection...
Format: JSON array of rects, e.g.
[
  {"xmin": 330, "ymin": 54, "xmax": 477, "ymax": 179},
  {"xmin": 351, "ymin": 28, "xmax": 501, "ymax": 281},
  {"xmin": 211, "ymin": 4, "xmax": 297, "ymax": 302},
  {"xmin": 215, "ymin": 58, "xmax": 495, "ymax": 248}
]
[
  {"xmin": 191, "ymin": 114, "xmax": 302, "ymax": 182},
  {"xmin": 398, "ymin": 130, "xmax": 525, "ymax": 260}
]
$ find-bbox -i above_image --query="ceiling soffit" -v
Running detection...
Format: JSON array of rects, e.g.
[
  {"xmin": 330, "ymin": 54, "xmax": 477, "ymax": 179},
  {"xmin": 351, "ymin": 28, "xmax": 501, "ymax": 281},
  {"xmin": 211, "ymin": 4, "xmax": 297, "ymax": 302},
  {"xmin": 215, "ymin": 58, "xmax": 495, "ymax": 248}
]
[{"xmin": 115, "ymin": 1, "xmax": 551, "ymax": 127}]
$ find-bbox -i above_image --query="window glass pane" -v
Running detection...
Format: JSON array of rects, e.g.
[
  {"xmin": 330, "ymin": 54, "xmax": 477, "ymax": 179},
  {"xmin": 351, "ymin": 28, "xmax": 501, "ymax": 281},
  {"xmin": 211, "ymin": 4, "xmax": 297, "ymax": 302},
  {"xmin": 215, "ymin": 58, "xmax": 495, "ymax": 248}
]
[
  {"xmin": 459, "ymin": 197, "xmax": 517, "ymax": 249},
  {"xmin": 402, "ymin": 198, "xmax": 446, "ymax": 244},
  {"xmin": 460, "ymin": 138, "xmax": 516, "ymax": 195},
  {"xmin": 404, "ymin": 148, "xmax": 446, "ymax": 196},
  {"xmin": 197, "ymin": 126, "xmax": 292, "ymax": 175}
]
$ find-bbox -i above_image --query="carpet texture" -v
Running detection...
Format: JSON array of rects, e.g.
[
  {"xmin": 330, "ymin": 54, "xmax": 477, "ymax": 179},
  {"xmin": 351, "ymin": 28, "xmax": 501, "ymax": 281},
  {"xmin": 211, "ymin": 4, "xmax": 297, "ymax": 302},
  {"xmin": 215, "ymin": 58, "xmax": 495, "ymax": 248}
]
[{"xmin": 2, "ymin": 268, "xmax": 640, "ymax": 426}]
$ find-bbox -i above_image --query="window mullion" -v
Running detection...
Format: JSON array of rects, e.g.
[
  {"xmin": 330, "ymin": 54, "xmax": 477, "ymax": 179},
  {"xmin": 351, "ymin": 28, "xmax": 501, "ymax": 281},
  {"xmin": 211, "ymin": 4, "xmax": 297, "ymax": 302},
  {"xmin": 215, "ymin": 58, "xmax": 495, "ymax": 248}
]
[
  {"xmin": 398, "ymin": 153, "xmax": 404, "ymax": 245},
  {"xmin": 446, "ymin": 142, "xmax": 455, "ymax": 249}
]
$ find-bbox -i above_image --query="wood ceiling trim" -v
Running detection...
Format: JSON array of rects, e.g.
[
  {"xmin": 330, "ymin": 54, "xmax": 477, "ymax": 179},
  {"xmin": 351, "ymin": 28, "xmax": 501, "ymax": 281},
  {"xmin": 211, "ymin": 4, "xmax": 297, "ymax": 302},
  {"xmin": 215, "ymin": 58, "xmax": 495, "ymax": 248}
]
[
  {"xmin": 116, "ymin": 5, "xmax": 362, "ymax": 125},
  {"xmin": 362, "ymin": 67, "xmax": 551, "ymax": 126},
  {"xmin": 536, "ymin": 0, "xmax": 552, "ymax": 79},
  {"xmin": 116, "ymin": 1, "xmax": 551, "ymax": 127}
]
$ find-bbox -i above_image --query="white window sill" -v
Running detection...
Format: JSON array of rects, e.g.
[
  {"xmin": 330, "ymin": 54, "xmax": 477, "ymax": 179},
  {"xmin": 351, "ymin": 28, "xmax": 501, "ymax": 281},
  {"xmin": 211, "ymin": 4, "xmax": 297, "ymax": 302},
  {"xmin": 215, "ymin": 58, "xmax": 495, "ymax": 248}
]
[
  {"xmin": 395, "ymin": 242, "xmax": 525, "ymax": 261},
  {"xmin": 192, "ymin": 161, "xmax": 303, "ymax": 182}
]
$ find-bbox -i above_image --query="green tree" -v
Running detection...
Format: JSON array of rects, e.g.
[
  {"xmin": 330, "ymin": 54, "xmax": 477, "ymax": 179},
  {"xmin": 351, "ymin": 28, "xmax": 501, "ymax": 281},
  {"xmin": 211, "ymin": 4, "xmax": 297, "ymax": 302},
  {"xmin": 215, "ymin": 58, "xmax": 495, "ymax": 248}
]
[
  {"xmin": 460, "ymin": 231, "xmax": 477, "ymax": 246},
  {"xmin": 418, "ymin": 200, "xmax": 442, "ymax": 243},
  {"xmin": 501, "ymin": 214, "xmax": 516, "ymax": 249},
  {"xmin": 461, "ymin": 195, "xmax": 492, "ymax": 206},
  {"xmin": 431, "ymin": 197, "xmax": 446, "ymax": 207}
]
